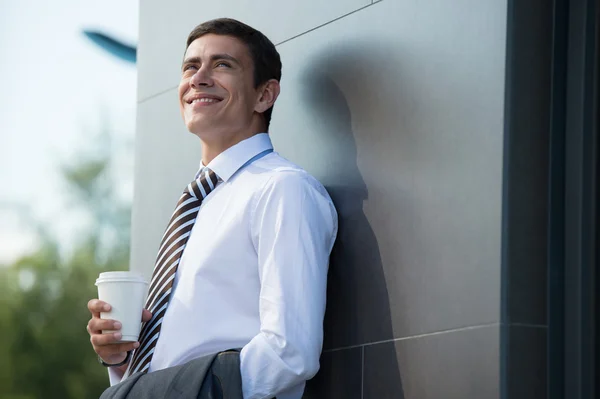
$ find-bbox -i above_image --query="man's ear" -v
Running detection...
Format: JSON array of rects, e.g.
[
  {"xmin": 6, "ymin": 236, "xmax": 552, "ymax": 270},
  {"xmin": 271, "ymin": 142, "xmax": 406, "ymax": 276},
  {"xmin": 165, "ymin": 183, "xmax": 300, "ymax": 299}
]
[{"xmin": 254, "ymin": 79, "xmax": 280, "ymax": 114}]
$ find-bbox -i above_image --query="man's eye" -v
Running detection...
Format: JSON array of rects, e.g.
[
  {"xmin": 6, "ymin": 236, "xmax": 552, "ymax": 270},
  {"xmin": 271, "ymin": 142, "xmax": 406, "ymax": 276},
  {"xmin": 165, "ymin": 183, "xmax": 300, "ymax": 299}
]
[
  {"xmin": 216, "ymin": 62, "xmax": 230, "ymax": 68},
  {"xmin": 184, "ymin": 65, "xmax": 198, "ymax": 71}
]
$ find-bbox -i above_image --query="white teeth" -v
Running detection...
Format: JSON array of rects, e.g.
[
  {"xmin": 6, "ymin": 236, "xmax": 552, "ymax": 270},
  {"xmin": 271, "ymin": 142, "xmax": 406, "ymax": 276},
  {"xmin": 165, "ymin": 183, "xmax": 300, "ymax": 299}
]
[{"xmin": 191, "ymin": 98, "xmax": 218, "ymax": 104}]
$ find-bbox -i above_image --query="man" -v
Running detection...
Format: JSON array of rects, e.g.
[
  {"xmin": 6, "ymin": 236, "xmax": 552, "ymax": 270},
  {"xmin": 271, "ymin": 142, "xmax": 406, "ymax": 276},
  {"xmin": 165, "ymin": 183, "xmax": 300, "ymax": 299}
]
[{"xmin": 86, "ymin": 18, "xmax": 338, "ymax": 399}]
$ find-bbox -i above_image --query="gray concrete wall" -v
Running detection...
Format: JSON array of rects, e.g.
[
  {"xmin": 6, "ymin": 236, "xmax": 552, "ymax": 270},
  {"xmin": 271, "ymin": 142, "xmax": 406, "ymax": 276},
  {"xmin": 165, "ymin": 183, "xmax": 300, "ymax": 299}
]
[{"xmin": 132, "ymin": 1, "xmax": 508, "ymax": 397}]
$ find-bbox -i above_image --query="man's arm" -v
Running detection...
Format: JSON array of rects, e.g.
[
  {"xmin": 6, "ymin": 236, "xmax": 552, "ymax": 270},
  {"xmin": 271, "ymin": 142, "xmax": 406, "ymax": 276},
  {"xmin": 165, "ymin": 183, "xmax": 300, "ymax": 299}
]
[{"xmin": 241, "ymin": 172, "xmax": 338, "ymax": 399}]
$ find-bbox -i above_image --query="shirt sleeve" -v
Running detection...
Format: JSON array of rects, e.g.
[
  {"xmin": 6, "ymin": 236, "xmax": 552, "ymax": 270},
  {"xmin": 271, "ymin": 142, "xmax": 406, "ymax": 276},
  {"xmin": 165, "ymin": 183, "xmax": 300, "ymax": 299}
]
[
  {"xmin": 108, "ymin": 366, "xmax": 124, "ymax": 386},
  {"xmin": 240, "ymin": 171, "xmax": 338, "ymax": 399}
]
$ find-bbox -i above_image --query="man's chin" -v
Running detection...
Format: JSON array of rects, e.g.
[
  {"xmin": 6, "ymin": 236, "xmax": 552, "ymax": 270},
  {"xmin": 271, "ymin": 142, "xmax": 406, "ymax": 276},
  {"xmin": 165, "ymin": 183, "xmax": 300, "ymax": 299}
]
[
  {"xmin": 186, "ymin": 118, "xmax": 211, "ymax": 134},
  {"xmin": 186, "ymin": 122, "xmax": 222, "ymax": 139}
]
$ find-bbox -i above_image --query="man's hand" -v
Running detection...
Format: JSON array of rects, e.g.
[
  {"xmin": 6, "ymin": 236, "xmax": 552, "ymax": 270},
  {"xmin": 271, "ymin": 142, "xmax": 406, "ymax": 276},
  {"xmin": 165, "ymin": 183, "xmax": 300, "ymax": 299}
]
[{"xmin": 87, "ymin": 299, "xmax": 152, "ymax": 369}]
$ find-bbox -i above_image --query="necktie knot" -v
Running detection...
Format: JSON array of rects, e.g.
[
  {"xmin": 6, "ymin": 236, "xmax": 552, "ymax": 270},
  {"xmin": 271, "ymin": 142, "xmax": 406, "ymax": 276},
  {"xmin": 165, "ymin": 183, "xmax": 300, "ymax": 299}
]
[{"xmin": 186, "ymin": 168, "xmax": 219, "ymax": 200}]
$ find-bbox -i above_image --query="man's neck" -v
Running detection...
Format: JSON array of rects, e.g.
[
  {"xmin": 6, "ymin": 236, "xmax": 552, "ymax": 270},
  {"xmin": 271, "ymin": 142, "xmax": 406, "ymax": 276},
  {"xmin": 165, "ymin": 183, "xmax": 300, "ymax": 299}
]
[
  {"xmin": 196, "ymin": 115, "xmax": 267, "ymax": 165},
  {"xmin": 200, "ymin": 131, "xmax": 262, "ymax": 165}
]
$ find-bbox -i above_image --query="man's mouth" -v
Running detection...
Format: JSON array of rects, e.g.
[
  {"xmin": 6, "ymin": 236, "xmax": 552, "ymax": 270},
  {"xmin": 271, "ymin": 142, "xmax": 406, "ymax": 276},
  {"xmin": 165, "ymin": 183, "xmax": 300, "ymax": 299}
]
[
  {"xmin": 186, "ymin": 95, "xmax": 223, "ymax": 105},
  {"xmin": 191, "ymin": 98, "xmax": 221, "ymax": 104}
]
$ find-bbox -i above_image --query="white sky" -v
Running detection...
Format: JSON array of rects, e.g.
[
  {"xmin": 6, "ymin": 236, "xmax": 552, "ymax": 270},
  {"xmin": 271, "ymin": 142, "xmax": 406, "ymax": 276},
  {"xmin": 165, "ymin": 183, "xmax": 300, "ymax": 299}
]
[{"xmin": 0, "ymin": 0, "xmax": 139, "ymax": 263}]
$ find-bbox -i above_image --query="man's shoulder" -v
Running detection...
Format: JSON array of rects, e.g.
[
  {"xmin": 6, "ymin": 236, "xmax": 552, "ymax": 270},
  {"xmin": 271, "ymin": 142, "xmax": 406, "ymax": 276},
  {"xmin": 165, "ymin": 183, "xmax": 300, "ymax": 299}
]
[
  {"xmin": 245, "ymin": 152, "xmax": 330, "ymax": 198},
  {"xmin": 251, "ymin": 151, "xmax": 303, "ymax": 173}
]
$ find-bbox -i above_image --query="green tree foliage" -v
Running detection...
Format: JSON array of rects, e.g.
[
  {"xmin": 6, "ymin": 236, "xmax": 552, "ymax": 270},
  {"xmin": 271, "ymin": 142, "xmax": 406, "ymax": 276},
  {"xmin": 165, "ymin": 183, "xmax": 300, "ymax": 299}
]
[{"xmin": 0, "ymin": 140, "xmax": 131, "ymax": 399}]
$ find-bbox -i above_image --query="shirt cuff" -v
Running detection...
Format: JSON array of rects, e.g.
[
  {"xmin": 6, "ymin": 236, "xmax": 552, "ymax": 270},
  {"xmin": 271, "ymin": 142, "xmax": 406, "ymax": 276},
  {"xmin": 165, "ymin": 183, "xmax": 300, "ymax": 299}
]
[
  {"xmin": 275, "ymin": 382, "xmax": 306, "ymax": 399},
  {"xmin": 108, "ymin": 366, "xmax": 125, "ymax": 386},
  {"xmin": 240, "ymin": 333, "xmax": 318, "ymax": 398}
]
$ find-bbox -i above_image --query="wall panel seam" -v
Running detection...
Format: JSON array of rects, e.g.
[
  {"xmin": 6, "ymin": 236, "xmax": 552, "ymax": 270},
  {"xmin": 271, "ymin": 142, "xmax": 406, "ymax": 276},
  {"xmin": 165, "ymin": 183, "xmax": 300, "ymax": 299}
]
[
  {"xmin": 138, "ymin": 85, "xmax": 178, "ymax": 104},
  {"xmin": 276, "ymin": 1, "xmax": 383, "ymax": 47},
  {"xmin": 324, "ymin": 322, "xmax": 500, "ymax": 352}
]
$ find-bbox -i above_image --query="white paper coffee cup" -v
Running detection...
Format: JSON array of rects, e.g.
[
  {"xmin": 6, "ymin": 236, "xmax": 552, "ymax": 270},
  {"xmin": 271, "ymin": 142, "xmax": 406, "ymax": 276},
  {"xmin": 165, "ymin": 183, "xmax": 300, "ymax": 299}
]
[{"xmin": 95, "ymin": 271, "xmax": 148, "ymax": 342}]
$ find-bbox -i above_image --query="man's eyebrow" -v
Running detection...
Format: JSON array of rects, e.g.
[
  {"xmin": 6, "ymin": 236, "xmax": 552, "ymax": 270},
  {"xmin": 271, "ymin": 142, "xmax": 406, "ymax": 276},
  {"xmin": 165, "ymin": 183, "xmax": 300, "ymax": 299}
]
[
  {"xmin": 181, "ymin": 54, "xmax": 241, "ymax": 69},
  {"xmin": 210, "ymin": 54, "xmax": 241, "ymax": 65},
  {"xmin": 182, "ymin": 56, "xmax": 202, "ymax": 67}
]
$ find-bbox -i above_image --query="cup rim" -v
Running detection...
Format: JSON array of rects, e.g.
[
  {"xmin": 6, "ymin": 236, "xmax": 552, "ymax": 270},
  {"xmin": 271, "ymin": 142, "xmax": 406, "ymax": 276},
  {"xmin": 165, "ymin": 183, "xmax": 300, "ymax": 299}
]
[{"xmin": 96, "ymin": 271, "xmax": 147, "ymax": 285}]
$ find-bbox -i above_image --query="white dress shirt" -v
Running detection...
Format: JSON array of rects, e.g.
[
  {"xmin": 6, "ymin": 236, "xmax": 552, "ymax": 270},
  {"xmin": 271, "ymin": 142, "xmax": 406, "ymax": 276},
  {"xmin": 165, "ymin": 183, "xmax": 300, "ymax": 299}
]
[{"xmin": 109, "ymin": 133, "xmax": 338, "ymax": 399}]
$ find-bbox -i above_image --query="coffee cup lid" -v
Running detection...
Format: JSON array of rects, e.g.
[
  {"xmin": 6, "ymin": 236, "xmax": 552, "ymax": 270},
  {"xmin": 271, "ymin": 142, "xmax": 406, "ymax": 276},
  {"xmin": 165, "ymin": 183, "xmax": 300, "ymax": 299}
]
[{"xmin": 95, "ymin": 271, "xmax": 148, "ymax": 286}]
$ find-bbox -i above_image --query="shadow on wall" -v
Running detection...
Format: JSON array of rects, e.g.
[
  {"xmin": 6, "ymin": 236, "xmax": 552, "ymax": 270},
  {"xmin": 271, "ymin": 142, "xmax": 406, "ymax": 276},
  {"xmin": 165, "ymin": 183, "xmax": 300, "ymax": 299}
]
[{"xmin": 300, "ymin": 45, "xmax": 404, "ymax": 398}]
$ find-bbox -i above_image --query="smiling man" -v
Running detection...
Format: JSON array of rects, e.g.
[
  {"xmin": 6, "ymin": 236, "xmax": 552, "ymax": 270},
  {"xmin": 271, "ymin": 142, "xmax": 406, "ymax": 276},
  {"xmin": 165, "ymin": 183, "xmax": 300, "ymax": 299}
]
[{"xmin": 86, "ymin": 18, "xmax": 338, "ymax": 399}]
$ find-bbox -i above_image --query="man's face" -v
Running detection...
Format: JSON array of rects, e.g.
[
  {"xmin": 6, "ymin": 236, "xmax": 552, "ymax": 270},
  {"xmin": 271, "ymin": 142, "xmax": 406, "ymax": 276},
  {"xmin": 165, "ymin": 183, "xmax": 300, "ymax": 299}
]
[{"xmin": 179, "ymin": 34, "xmax": 260, "ymax": 139}]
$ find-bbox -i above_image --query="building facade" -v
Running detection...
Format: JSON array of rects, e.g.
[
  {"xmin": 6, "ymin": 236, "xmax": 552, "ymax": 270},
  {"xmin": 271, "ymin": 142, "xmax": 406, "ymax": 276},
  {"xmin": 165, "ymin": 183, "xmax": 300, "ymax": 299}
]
[{"xmin": 130, "ymin": 1, "xmax": 599, "ymax": 397}]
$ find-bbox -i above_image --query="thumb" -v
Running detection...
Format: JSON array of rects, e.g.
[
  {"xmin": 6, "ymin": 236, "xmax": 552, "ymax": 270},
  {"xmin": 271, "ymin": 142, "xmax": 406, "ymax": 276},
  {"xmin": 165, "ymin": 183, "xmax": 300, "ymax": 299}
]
[{"xmin": 141, "ymin": 309, "xmax": 153, "ymax": 322}]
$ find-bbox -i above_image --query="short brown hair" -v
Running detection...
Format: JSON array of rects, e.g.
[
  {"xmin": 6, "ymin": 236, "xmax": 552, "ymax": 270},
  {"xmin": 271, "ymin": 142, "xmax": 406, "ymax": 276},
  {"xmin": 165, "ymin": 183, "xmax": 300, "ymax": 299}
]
[{"xmin": 186, "ymin": 18, "xmax": 282, "ymax": 130}]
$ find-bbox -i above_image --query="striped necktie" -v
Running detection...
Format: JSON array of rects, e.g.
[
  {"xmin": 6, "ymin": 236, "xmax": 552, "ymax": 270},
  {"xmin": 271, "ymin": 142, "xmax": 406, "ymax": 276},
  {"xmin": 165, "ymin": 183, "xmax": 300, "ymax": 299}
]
[{"xmin": 126, "ymin": 168, "xmax": 220, "ymax": 375}]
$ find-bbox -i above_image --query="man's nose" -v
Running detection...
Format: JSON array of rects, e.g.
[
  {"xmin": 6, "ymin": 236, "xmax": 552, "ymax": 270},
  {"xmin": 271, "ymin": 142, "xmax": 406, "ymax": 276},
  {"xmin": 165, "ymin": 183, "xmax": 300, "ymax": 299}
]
[{"xmin": 190, "ymin": 67, "xmax": 213, "ymax": 88}]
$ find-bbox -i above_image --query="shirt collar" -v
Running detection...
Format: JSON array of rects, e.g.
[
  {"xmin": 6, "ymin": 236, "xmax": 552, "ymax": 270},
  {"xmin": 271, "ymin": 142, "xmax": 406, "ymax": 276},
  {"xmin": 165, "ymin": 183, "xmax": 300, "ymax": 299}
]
[{"xmin": 198, "ymin": 133, "xmax": 273, "ymax": 182}]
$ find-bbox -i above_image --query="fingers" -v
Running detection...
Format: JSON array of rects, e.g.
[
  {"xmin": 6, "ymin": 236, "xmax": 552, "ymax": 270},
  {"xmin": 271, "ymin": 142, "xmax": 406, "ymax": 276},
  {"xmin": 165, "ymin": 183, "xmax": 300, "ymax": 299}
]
[
  {"xmin": 90, "ymin": 331, "xmax": 140, "ymax": 355},
  {"xmin": 88, "ymin": 318, "xmax": 121, "ymax": 335},
  {"xmin": 96, "ymin": 341, "xmax": 140, "ymax": 364},
  {"xmin": 88, "ymin": 299, "xmax": 111, "ymax": 318},
  {"xmin": 87, "ymin": 298, "xmax": 140, "ymax": 364},
  {"xmin": 141, "ymin": 309, "xmax": 152, "ymax": 322},
  {"xmin": 91, "ymin": 331, "xmax": 127, "ymax": 347}
]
